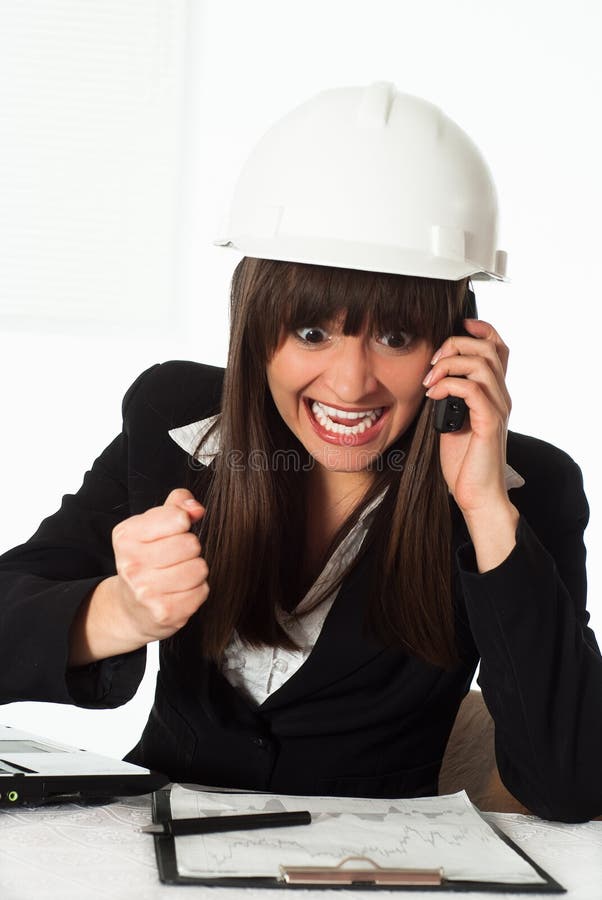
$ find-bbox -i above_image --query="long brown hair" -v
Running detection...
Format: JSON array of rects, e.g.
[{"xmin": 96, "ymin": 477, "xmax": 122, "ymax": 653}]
[{"xmin": 189, "ymin": 258, "xmax": 468, "ymax": 669}]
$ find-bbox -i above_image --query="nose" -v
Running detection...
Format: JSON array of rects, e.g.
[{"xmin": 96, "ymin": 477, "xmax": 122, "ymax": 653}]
[{"xmin": 323, "ymin": 335, "xmax": 379, "ymax": 401}]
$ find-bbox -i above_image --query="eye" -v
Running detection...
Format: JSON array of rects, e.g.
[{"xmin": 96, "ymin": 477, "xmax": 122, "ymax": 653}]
[
  {"xmin": 375, "ymin": 330, "xmax": 414, "ymax": 351},
  {"xmin": 294, "ymin": 326, "xmax": 330, "ymax": 345}
]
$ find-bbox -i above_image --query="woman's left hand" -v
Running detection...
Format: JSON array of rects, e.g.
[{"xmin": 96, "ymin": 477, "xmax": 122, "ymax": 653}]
[{"xmin": 422, "ymin": 318, "xmax": 512, "ymax": 517}]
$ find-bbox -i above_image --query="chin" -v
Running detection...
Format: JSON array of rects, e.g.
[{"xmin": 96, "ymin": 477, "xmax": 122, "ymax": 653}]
[{"xmin": 310, "ymin": 447, "xmax": 383, "ymax": 473}]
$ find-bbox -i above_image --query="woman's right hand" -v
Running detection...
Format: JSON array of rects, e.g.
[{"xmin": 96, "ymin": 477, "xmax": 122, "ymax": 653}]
[
  {"xmin": 68, "ymin": 489, "xmax": 209, "ymax": 666},
  {"xmin": 111, "ymin": 488, "xmax": 209, "ymax": 644}
]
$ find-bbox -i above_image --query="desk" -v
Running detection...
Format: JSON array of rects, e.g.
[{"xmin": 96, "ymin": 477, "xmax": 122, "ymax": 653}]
[{"xmin": 1, "ymin": 794, "xmax": 600, "ymax": 899}]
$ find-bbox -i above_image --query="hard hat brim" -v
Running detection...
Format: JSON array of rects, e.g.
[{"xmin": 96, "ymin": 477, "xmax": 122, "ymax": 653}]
[{"xmin": 213, "ymin": 236, "xmax": 507, "ymax": 282}]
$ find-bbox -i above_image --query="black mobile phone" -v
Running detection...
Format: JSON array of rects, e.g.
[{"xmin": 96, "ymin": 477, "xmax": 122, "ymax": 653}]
[{"xmin": 433, "ymin": 287, "xmax": 476, "ymax": 434}]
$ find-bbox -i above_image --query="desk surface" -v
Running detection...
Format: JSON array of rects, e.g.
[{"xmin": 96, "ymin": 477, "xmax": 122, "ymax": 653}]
[{"xmin": 1, "ymin": 794, "xmax": 600, "ymax": 899}]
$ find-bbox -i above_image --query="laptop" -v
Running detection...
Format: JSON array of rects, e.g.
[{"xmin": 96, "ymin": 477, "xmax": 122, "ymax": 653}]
[{"xmin": 0, "ymin": 723, "xmax": 169, "ymax": 805}]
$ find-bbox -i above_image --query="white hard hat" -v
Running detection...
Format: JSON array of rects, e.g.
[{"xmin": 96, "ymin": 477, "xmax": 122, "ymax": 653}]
[{"xmin": 215, "ymin": 82, "xmax": 507, "ymax": 281}]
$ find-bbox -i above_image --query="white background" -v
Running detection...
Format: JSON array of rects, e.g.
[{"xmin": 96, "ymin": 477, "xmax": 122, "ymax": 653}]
[{"xmin": 0, "ymin": 0, "xmax": 600, "ymax": 758}]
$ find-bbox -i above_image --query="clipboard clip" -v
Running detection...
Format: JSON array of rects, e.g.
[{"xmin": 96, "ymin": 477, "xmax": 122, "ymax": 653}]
[{"xmin": 280, "ymin": 855, "xmax": 444, "ymax": 886}]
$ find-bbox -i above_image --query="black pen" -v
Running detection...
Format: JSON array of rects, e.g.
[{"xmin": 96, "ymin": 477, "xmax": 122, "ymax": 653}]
[{"xmin": 140, "ymin": 809, "xmax": 312, "ymax": 837}]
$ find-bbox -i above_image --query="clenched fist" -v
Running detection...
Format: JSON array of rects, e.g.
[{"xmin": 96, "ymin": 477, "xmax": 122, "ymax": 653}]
[
  {"xmin": 68, "ymin": 489, "xmax": 210, "ymax": 666},
  {"xmin": 111, "ymin": 488, "xmax": 210, "ymax": 643}
]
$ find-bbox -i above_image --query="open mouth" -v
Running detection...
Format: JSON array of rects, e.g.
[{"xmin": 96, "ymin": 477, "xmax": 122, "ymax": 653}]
[{"xmin": 304, "ymin": 398, "xmax": 390, "ymax": 445}]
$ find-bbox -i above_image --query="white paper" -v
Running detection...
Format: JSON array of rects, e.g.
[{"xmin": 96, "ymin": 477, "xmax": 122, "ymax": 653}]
[{"xmin": 168, "ymin": 784, "xmax": 545, "ymax": 884}]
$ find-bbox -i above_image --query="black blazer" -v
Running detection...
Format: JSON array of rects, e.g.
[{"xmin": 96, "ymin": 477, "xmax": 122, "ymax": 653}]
[{"xmin": 1, "ymin": 360, "xmax": 600, "ymax": 822}]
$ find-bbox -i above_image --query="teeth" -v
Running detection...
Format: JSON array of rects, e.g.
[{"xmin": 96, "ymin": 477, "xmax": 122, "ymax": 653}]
[
  {"xmin": 314, "ymin": 401, "xmax": 382, "ymax": 421},
  {"xmin": 311, "ymin": 400, "xmax": 384, "ymax": 435}
]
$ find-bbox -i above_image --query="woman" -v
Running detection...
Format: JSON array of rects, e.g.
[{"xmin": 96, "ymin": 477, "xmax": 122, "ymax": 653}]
[{"xmin": 0, "ymin": 84, "xmax": 600, "ymax": 822}]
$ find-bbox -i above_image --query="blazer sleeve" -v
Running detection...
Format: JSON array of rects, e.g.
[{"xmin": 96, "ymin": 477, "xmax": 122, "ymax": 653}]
[
  {"xmin": 457, "ymin": 449, "xmax": 602, "ymax": 822},
  {"xmin": 0, "ymin": 365, "xmax": 160, "ymax": 710}
]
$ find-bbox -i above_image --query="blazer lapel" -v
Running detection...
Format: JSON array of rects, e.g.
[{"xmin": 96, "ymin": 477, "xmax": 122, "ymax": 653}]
[{"xmin": 260, "ymin": 543, "xmax": 387, "ymax": 712}]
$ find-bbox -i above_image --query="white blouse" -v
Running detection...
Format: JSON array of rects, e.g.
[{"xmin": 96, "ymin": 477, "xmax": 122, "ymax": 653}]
[
  {"xmin": 221, "ymin": 491, "xmax": 384, "ymax": 705},
  {"xmin": 168, "ymin": 415, "xmax": 525, "ymax": 707}
]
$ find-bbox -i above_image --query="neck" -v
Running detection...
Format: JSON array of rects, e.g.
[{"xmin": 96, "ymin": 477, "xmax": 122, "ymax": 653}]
[
  {"xmin": 298, "ymin": 467, "xmax": 374, "ymax": 597},
  {"xmin": 306, "ymin": 466, "xmax": 374, "ymax": 520}
]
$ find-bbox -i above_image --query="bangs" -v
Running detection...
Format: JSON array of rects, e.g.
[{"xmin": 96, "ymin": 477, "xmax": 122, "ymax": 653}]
[{"xmin": 232, "ymin": 258, "xmax": 466, "ymax": 363}]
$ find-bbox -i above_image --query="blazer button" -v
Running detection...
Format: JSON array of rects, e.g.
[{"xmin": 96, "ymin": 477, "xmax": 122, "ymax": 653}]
[{"xmin": 253, "ymin": 737, "xmax": 268, "ymax": 749}]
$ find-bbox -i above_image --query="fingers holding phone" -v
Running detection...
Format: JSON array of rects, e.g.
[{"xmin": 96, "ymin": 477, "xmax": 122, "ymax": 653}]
[{"xmin": 424, "ymin": 319, "xmax": 513, "ymax": 513}]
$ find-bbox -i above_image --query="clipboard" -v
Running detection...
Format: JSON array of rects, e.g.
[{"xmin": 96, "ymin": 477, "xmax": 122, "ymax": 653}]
[{"xmin": 149, "ymin": 788, "xmax": 565, "ymax": 892}]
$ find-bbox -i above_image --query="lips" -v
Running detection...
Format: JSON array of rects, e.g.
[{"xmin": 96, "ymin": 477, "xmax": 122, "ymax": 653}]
[{"xmin": 304, "ymin": 397, "xmax": 390, "ymax": 447}]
